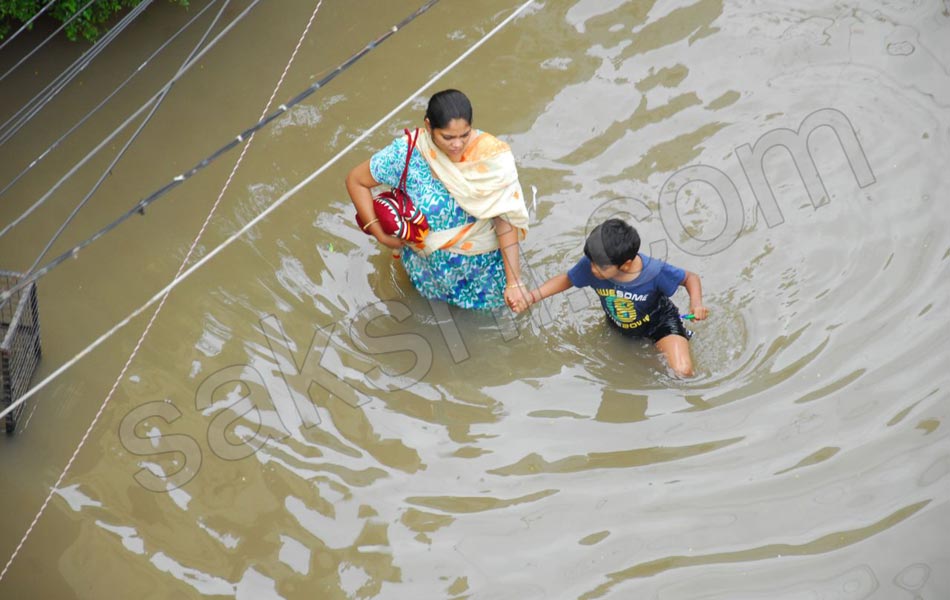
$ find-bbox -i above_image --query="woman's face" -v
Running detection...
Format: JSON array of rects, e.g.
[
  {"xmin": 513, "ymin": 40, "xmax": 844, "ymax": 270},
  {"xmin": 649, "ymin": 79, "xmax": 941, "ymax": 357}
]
[{"xmin": 426, "ymin": 118, "xmax": 473, "ymax": 162}]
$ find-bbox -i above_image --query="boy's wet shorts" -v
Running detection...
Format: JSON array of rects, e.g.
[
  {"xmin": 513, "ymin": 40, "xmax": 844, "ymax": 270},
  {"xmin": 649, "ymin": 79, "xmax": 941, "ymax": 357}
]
[{"xmin": 607, "ymin": 296, "xmax": 692, "ymax": 344}]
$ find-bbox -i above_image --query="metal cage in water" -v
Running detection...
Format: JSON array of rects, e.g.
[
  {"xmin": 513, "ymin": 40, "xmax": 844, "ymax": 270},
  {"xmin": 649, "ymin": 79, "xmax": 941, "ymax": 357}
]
[{"xmin": 1, "ymin": 271, "xmax": 41, "ymax": 434}]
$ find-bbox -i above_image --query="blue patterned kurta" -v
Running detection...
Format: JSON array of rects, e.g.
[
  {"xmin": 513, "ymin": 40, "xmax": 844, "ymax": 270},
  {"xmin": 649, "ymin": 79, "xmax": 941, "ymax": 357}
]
[{"xmin": 370, "ymin": 133, "xmax": 507, "ymax": 310}]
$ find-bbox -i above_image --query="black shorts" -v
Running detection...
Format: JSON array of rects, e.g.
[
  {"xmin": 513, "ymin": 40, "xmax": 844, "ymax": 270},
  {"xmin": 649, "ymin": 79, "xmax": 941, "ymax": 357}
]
[{"xmin": 607, "ymin": 296, "xmax": 692, "ymax": 344}]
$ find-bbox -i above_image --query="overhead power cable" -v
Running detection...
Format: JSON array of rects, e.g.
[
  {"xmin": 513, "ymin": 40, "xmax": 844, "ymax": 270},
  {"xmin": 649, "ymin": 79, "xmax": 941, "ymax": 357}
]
[
  {"xmin": 0, "ymin": 0, "xmax": 263, "ymax": 243},
  {"xmin": 0, "ymin": 0, "xmax": 100, "ymax": 84},
  {"xmin": 0, "ymin": 0, "xmax": 58, "ymax": 53},
  {"xmin": 0, "ymin": 0, "xmax": 441, "ymax": 305},
  {"xmin": 27, "ymin": 0, "xmax": 233, "ymax": 274},
  {"xmin": 0, "ymin": 0, "xmax": 224, "ymax": 202},
  {"xmin": 0, "ymin": 0, "xmax": 153, "ymax": 146},
  {"xmin": 0, "ymin": 0, "xmax": 331, "ymax": 582},
  {"xmin": 0, "ymin": 0, "xmax": 537, "ymax": 426}
]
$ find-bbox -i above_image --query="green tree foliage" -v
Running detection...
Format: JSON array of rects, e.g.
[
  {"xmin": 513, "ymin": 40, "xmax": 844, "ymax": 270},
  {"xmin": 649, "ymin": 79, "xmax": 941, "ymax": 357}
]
[{"xmin": 1, "ymin": 0, "xmax": 188, "ymax": 43}]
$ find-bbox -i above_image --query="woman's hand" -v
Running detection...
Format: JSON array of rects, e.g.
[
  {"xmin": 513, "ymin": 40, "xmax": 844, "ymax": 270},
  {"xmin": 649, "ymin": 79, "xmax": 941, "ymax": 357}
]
[
  {"xmin": 376, "ymin": 233, "xmax": 405, "ymax": 250},
  {"xmin": 505, "ymin": 282, "xmax": 531, "ymax": 313}
]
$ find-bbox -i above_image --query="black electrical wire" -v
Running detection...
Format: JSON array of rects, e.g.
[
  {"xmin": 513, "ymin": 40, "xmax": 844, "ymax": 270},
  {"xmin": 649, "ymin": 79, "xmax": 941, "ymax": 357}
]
[
  {"xmin": 0, "ymin": 0, "xmax": 100, "ymax": 84},
  {"xmin": 0, "ymin": 0, "xmax": 152, "ymax": 146},
  {"xmin": 0, "ymin": 0, "xmax": 149, "ymax": 144},
  {"xmin": 0, "ymin": 0, "xmax": 224, "ymax": 203},
  {"xmin": 0, "ymin": 0, "xmax": 263, "ymax": 242},
  {"xmin": 0, "ymin": 0, "xmax": 441, "ymax": 306},
  {"xmin": 27, "ymin": 0, "xmax": 233, "ymax": 273},
  {"xmin": 0, "ymin": 0, "xmax": 59, "ymax": 53}
]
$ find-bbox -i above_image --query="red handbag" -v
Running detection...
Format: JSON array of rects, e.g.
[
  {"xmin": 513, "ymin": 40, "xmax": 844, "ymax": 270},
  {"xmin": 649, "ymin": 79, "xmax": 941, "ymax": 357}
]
[{"xmin": 356, "ymin": 128, "xmax": 430, "ymax": 244}]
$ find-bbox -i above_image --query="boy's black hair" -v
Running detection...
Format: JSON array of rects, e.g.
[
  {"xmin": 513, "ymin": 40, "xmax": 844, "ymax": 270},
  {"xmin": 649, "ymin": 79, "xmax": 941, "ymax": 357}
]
[
  {"xmin": 584, "ymin": 219, "xmax": 641, "ymax": 267},
  {"xmin": 425, "ymin": 89, "xmax": 473, "ymax": 129}
]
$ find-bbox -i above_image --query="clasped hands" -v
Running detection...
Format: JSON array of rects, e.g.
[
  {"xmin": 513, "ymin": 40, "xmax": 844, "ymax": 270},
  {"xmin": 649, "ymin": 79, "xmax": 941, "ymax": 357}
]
[{"xmin": 505, "ymin": 282, "xmax": 534, "ymax": 313}]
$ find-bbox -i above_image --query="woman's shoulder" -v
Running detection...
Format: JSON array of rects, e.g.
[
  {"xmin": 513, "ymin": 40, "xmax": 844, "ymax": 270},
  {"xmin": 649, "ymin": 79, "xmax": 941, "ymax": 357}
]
[
  {"xmin": 388, "ymin": 131, "xmax": 413, "ymax": 151},
  {"xmin": 382, "ymin": 128, "xmax": 426, "ymax": 149},
  {"xmin": 375, "ymin": 133, "xmax": 405, "ymax": 153},
  {"xmin": 373, "ymin": 131, "xmax": 421, "ymax": 163},
  {"xmin": 370, "ymin": 131, "xmax": 423, "ymax": 184}
]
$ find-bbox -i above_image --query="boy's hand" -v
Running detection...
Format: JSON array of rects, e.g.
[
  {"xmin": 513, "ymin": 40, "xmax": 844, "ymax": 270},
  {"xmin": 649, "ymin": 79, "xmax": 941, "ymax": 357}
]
[{"xmin": 689, "ymin": 304, "xmax": 709, "ymax": 320}]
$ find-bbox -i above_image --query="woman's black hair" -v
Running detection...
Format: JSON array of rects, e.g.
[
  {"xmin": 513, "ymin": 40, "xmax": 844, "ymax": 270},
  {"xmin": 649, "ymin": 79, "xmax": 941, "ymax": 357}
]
[
  {"xmin": 584, "ymin": 219, "xmax": 641, "ymax": 267},
  {"xmin": 425, "ymin": 89, "xmax": 473, "ymax": 129}
]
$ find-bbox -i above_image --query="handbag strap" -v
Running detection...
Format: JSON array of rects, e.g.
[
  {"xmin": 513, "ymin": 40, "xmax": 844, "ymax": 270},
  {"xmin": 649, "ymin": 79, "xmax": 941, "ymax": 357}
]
[{"xmin": 396, "ymin": 128, "xmax": 419, "ymax": 193}]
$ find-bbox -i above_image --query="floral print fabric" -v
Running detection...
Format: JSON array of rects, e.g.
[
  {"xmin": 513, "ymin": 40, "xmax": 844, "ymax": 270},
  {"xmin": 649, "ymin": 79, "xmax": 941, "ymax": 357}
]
[{"xmin": 370, "ymin": 134, "xmax": 506, "ymax": 310}]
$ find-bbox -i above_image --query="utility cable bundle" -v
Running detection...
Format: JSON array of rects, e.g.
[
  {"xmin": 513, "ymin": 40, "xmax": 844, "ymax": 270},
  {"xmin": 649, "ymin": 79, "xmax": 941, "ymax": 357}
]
[
  {"xmin": 0, "ymin": 0, "xmax": 441, "ymax": 307},
  {"xmin": 0, "ymin": 0, "xmax": 152, "ymax": 144}
]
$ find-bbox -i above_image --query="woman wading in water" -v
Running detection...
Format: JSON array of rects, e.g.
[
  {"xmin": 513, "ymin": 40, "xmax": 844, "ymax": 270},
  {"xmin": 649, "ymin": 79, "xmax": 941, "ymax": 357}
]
[{"xmin": 346, "ymin": 89, "xmax": 531, "ymax": 310}]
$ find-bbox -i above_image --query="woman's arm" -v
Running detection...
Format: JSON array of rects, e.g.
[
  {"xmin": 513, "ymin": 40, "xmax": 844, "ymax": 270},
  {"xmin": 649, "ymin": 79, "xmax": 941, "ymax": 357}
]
[
  {"xmin": 493, "ymin": 216, "xmax": 522, "ymax": 281},
  {"xmin": 346, "ymin": 160, "xmax": 403, "ymax": 250},
  {"xmin": 681, "ymin": 271, "xmax": 709, "ymax": 320},
  {"xmin": 494, "ymin": 216, "xmax": 528, "ymax": 308}
]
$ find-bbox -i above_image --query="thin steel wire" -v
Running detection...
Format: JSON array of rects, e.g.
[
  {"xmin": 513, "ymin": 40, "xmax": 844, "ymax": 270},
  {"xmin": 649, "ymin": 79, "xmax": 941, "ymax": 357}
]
[
  {"xmin": 0, "ymin": 0, "xmax": 58, "ymax": 53},
  {"xmin": 0, "ymin": 0, "xmax": 153, "ymax": 145},
  {"xmin": 0, "ymin": 0, "xmax": 328, "ymax": 580},
  {"xmin": 0, "ymin": 0, "xmax": 100, "ymax": 84},
  {"xmin": 0, "ymin": 0, "xmax": 442, "ymax": 305},
  {"xmin": 0, "ymin": 0, "xmax": 223, "ymax": 201},
  {"xmin": 0, "ymin": 0, "xmax": 263, "ymax": 243},
  {"xmin": 27, "ymin": 0, "xmax": 233, "ymax": 273},
  {"xmin": 0, "ymin": 0, "xmax": 537, "ymax": 425}
]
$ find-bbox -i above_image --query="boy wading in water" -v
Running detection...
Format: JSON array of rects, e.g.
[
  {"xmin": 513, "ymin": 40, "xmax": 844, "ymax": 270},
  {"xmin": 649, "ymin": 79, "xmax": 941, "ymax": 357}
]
[{"xmin": 511, "ymin": 219, "xmax": 708, "ymax": 377}]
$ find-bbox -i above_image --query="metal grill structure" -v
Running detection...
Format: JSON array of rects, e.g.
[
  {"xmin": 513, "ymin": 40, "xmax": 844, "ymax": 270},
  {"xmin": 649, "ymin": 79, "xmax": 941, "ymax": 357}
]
[{"xmin": 1, "ymin": 271, "xmax": 41, "ymax": 433}]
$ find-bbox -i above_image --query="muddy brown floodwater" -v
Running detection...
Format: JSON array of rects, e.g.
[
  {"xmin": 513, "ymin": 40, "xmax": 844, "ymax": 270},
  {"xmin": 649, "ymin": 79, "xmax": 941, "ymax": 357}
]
[{"xmin": 0, "ymin": 0, "xmax": 948, "ymax": 598}]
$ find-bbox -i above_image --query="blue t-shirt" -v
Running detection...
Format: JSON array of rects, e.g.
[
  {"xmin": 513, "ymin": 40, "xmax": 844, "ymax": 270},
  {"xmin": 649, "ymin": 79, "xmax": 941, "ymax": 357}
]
[{"xmin": 568, "ymin": 254, "xmax": 685, "ymax": 333}]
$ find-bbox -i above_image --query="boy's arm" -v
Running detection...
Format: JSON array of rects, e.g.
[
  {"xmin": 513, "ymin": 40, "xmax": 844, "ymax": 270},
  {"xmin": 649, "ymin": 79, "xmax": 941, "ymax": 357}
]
[
  {"xmin": 512, "ymin": 273, "xmax": 573, "ymax": 313},
  {"xmin": 681, "ymin": 271, "xmax": 709, "ymax": 320}
]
